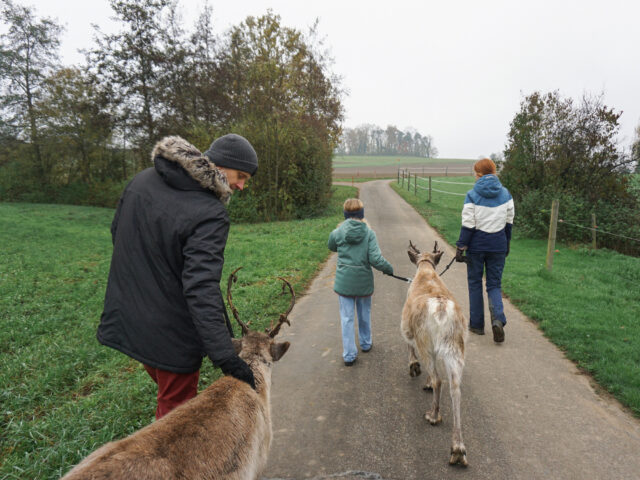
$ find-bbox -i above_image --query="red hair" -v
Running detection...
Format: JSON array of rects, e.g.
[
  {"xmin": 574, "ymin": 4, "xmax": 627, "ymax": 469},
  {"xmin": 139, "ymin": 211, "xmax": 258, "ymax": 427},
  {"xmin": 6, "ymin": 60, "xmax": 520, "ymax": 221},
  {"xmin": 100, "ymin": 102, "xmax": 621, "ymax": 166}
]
[{"xmin": 474, "ymin": 158, "xmax": 497, "ymax": 176}]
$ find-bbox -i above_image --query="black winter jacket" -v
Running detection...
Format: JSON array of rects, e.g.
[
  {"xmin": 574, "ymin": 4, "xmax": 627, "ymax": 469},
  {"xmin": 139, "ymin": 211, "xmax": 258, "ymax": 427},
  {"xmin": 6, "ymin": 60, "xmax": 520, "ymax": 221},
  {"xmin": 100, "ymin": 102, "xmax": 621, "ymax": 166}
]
[{"xmin": 97, "ymin": 136, "xmax": 236, "ymax": 373}]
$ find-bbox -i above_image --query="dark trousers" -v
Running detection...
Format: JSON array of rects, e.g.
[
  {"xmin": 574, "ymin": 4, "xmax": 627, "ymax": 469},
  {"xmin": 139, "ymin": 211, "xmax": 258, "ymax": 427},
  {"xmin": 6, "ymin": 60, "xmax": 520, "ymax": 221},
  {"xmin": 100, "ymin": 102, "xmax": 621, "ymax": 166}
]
[
  {"xmin": 466, "ymin": 251, "xmax": 507, "ymax": 330},
  {"xmin": 143, "ymin": 365, "xmax": 199, "ymax": 419}
]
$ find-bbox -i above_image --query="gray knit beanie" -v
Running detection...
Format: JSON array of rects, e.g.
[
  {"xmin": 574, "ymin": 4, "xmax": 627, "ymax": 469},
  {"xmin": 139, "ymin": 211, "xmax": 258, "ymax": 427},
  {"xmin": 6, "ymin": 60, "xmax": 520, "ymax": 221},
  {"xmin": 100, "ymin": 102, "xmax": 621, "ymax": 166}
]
[{"xmin": 204, "ymin": 134, "xmax": 258, "ymax": 175}]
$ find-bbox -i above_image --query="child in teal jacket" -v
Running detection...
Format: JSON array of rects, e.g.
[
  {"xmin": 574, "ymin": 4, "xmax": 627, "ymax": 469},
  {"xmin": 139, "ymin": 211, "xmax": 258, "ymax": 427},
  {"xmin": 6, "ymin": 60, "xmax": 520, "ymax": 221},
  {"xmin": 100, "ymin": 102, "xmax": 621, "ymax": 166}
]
[{"xmin": 328, "ymin": 198, "xmax": 393, "ymax": 366}]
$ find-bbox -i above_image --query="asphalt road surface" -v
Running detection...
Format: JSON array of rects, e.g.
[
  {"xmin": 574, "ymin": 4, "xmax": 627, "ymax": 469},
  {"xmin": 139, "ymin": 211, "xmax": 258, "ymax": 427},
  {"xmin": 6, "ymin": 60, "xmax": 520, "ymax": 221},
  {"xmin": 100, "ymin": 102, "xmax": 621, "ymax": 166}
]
[{"xmin": 262, "ymin": 180, "xmax": 640, "ymax": 480}]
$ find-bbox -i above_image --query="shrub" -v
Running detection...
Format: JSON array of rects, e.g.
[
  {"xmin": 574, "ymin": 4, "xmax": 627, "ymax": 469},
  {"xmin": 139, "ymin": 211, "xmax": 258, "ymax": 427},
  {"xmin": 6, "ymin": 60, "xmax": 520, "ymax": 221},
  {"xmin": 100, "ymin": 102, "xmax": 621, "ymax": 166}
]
[
  {"xmin": 502, "ymin": 91, "xmax": 640, "ymax": 256},
  {"xmin": 515, "ymin": 185, "xmax": 640, "ymax": 256}
]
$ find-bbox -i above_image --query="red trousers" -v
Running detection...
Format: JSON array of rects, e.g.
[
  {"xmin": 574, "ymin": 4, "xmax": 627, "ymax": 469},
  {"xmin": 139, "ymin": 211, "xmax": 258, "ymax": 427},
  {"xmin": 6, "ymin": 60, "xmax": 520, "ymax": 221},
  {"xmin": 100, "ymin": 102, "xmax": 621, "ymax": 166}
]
[{"xmin": 143, "ymin": 365, "xmax": 199, "ymax": 419}]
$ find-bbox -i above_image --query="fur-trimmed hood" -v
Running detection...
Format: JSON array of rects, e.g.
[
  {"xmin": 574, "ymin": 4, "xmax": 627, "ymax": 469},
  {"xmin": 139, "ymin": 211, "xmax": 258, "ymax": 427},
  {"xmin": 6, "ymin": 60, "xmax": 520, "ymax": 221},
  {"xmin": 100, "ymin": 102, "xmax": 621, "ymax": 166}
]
[{"xmin": 151, "ymin": 136, "xmax": 232, "ymax": 204}]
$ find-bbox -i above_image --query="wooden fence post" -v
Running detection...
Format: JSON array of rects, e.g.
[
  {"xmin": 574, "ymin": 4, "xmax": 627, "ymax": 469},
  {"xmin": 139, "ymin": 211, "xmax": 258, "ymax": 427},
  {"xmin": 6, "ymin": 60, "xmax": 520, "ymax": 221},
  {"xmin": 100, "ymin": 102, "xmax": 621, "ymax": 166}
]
[
  {"xmin": 592, "ymin": 213, "xmax": 597, "ymax": 249},
  {"xmin": 397, "ymin": 168, "xmax": 400, "ymax": 184},
  {"xmin": 407, "ymin": 172, "xmax": 411, "ymax": 191},
  {"xmin": 414, "ymin": 174, "xmax": 417, "ymax": 195},
  {"xmin": 428, "ymin": 176, "xmax": 432, "ymax": 202},
  {"xmin": 546, "ymin": 199, "xmax": 560, "ymax": 271}
]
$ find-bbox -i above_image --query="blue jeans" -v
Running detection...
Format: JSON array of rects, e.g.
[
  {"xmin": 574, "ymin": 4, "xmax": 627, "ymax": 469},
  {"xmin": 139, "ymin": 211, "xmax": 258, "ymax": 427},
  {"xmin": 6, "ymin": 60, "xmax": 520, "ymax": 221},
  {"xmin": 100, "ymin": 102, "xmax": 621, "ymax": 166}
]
[
  {"xmin": 466, "ymin": 251, "xmax": 507, "ymax": 330},
  {"xmin": 338, "ymin": 295, "xmax": 372, "ymax": 362}
]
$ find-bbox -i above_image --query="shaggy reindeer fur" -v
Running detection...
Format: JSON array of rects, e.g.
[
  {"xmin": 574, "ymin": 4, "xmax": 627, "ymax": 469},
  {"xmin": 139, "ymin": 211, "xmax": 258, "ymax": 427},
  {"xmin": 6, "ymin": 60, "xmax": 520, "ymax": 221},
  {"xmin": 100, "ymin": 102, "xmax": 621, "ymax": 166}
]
[
  {"xmin": 151, "ymin": 136, "xmax": 233, "ymax": 204},
  {"xmin": 401, "ymin": 241, "xmax": 468, "ymax": 466},
  {"xmin": 61, "ymin": 331, "xmax": 290, "ymax": 480}
]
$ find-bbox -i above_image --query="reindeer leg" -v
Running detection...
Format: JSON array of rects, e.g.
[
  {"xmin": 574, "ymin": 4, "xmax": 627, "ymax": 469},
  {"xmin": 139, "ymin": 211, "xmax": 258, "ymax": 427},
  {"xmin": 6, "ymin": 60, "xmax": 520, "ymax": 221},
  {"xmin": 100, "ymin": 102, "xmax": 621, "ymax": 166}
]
[
  {"xmin": 408, "ymin": 344, "xmax": 421, "ymax": 377},
  {"xmin": 424, "ymin": 355, "xmax": 442, "ymax": 425},
  {"xmin": 445, "ymin": 356, "xmax": 467, "ymax": 467},
  {"xmin": 422, "ymin": 355, "xmax": 433, "ymax": 391}
]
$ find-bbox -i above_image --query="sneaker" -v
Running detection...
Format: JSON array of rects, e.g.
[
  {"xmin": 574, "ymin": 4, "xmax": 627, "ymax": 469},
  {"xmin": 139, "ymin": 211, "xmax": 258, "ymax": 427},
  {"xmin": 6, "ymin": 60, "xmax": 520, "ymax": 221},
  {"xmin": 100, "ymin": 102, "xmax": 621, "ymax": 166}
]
[
  {"xmin": 491, "ymin": 320, "xmax": 505, "ymax": 343},
  {"xmin": 469, "ymin": 326, "xmax": 485, "ymax": 335},
  {"xmin": 344, "ymin": 358, "xmax": 356, "ymax": 366},
  {"xmin": 361, "ymin": 345, "xmax": 372, "ymax": 353}
]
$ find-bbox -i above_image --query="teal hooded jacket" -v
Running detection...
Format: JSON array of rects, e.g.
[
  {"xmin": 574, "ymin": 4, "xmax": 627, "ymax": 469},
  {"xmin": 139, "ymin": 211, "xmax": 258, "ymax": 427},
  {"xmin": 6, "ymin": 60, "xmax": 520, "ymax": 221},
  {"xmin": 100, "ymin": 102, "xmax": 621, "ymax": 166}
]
[{"xmin": 328, "ymin": 219, "xmax": 393, "ymax": 297}]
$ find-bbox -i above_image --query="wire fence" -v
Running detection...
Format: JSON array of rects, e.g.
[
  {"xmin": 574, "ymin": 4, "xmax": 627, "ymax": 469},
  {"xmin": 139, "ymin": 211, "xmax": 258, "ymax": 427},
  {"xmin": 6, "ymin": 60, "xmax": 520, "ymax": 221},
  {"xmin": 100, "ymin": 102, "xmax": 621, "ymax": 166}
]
[
  {"xmin": 403, "ymin": 165, "xmax": 474, "ymax": 176},
  {"xmin": 397, "ymin": 169, "xmax": 473, "ymax": 200},
  {"xmin": 396, "ymin": 168, "xmax": 640, "ymax": 260},
  {"xmin": 431, "ymin": 179, "xmax": 474, "ymax": 186},
  {"xmin": 558, "ymin": 219, "xmax": 640, "ymax": 243}
]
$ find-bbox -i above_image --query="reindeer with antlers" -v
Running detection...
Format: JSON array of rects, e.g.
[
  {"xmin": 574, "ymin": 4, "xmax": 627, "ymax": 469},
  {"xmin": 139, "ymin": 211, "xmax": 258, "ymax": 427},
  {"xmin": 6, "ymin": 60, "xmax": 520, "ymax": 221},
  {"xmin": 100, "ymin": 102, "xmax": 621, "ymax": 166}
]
[
  {"xmin": 401, "ymin": 241, "xmax": 468, "ymax": 467},
  {"xmin": 61, "ymin": 268, "xmax": 294, "ymax": 480}
]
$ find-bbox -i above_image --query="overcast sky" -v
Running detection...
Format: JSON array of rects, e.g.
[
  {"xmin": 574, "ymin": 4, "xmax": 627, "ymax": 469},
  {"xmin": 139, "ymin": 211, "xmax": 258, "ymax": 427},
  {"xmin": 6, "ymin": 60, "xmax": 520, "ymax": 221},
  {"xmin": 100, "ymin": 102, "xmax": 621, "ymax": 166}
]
[{"xmin": 20, "ymin": 0, "xmax": 640, "ymax": 159}]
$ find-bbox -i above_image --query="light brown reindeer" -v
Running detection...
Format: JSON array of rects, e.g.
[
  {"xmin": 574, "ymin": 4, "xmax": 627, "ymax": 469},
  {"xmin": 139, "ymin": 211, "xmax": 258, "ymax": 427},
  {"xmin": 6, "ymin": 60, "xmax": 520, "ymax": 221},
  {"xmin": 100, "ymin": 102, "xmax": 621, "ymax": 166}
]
[
  {"xmin": 61, "ymin": 267, "xmax": 294, "ymax": 480},
  {"xmin": 401, "ymin": 241, "xmax": 468, "ymax": 466}
]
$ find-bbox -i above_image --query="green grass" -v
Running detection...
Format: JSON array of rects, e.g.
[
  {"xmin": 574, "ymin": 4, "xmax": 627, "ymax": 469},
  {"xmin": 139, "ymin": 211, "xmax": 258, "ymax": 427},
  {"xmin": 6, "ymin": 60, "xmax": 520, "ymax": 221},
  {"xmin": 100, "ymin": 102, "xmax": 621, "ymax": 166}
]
[
  {"xmin": 332, "ymin": 176, "xmax": 395, "ymax": 183},
  {"xmin": 333, "ymin": 155, "xmax": 474, "ymax": 168},
  {"xmin": 391, "ymin": 179, "xmax": 640, "ymax": 417},
  {"xmin": 0, "ymin": 186, "xmax": 356, "ymax": 479}
]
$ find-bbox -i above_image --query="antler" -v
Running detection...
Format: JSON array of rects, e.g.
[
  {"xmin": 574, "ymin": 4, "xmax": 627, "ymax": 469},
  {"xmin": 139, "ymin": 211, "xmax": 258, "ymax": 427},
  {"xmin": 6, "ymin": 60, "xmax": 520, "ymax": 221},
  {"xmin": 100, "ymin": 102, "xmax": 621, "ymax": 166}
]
[
  {"xmin": 226, "ymin": 267, "xmax": 250, "ymax": 336},
  {"xmin": 266, "ymin": 277, "xmax": 295, "ymax": 338},
  {"xmin": 409, "ymin": 240, "xmax": 421, "ymax": 255}
]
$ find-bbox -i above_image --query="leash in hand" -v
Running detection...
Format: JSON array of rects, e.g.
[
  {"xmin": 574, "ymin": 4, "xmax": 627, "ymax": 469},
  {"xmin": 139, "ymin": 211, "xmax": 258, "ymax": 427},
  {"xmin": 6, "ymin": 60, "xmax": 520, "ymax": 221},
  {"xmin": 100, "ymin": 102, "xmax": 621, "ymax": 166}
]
[
  {"xmin": 440, "ymin": 249, "xmax": 470, "ymax": 276},
  {"xmin": 386, "ymin": 273, "xmax": 413, "ymax": 283},
  {"xmin": 385, "ymin": 251, "xmax": 469, "ymax": 284},
  {"xmin": 437, "ymin": 256, "xmax": 457, "ymax": 276}
]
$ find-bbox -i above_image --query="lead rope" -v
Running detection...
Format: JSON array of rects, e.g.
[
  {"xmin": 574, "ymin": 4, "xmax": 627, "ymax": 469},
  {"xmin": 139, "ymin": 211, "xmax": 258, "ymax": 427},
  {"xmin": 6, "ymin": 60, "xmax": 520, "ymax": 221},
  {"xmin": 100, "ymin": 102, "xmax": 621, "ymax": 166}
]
[
  {"xmin": 438, "ymin": 256, "xmax": 457, "ymax": 276},
  {"xmin": 385, "ymin": 255, "xmax": 461, "ymax": 284}
]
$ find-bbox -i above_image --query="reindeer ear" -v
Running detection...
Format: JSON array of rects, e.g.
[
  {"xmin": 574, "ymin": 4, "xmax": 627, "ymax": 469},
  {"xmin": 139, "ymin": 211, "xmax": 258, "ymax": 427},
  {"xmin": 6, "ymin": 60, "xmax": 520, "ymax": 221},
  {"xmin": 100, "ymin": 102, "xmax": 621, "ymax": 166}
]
[
  {"xmin": 433, "ymin": 251, "xmax": 444, "ymax": 265},
  {"xmin": 407, "ymin": 250, "xmax": 418, "ymax": 265},
  {"xmin": 231, "ymin": 338, "xmax": 243, "ymax": 355},
  {"xmin": 270, "ymin": 341, "xmax": 290, "ymax": 362}
]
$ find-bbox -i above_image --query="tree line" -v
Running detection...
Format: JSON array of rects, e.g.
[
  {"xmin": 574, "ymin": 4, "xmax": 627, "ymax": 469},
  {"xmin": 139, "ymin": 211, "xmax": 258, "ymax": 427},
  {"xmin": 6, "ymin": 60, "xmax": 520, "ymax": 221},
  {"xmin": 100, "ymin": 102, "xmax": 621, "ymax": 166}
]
[
  {"xmin": 336, "ymin": 124, "xmax": 437, "ymax": 157},
  {"xmin": 0, "ymin": 0, "xmax": 343, "ymax": 221}
]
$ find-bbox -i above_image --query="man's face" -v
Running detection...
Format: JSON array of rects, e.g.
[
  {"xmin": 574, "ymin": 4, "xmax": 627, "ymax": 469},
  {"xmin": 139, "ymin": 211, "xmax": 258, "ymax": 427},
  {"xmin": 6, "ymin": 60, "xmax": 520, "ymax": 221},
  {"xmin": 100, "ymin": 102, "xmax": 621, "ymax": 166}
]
[{"xmin": 218, "ymin": 167, "xmax": 251, "ymax": 191}]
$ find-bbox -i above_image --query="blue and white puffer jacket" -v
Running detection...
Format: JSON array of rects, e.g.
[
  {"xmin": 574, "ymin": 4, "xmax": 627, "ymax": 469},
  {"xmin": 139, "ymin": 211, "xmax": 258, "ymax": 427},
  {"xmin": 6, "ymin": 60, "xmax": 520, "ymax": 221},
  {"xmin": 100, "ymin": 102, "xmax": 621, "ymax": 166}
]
[{"xmin": 456, "ymin": 174, "xmax": 514, "ymax": 253}]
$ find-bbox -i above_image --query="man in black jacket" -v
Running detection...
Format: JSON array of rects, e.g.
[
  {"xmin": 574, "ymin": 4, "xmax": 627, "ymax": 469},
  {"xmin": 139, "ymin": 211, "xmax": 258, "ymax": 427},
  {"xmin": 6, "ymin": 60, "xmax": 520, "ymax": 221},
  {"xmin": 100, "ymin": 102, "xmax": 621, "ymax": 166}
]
[{"xmin": 97, "ymin": 134, "xmax": 258, "ymax": 419}]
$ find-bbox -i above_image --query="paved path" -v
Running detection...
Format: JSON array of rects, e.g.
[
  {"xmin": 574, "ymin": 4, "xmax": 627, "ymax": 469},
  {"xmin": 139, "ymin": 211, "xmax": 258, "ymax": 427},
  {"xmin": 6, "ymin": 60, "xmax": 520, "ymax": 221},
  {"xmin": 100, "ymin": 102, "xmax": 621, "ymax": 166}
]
[{"xmin": 263, "ymin": 180, "xmax": 640, "ymax": 480}]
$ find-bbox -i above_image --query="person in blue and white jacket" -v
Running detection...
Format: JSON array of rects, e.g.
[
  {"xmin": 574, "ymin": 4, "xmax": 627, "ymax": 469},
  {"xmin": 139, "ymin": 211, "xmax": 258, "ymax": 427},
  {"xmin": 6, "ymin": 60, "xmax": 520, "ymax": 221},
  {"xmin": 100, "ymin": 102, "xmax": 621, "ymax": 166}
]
[{"xmin": 455, "ymin": 158, "xmax": 514, "ymax": 343}]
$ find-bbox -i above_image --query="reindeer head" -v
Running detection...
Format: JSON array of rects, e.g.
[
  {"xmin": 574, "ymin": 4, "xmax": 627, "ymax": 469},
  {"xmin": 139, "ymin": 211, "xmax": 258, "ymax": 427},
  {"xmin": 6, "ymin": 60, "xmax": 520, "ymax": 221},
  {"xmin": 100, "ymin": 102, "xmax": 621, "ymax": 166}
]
[
  {"xmin": 407, "ymin": 240, "xmax": 444, "ymax": 269},
  {"xmin": 226, "ymin": 267, "xmax": 293, "ymax": 363}
]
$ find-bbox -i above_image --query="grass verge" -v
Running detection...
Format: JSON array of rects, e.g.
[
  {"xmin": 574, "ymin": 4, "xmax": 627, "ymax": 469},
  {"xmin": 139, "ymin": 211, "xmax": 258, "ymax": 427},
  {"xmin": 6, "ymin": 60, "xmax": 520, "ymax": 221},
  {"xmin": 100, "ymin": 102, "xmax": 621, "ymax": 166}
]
[
  {"xmin": 391, "ymin": 178, "xmax": 640, "ymax": 417},
  {"xmin": 0, "ymin": 185, "xmax": 356, "ymax": 479}
]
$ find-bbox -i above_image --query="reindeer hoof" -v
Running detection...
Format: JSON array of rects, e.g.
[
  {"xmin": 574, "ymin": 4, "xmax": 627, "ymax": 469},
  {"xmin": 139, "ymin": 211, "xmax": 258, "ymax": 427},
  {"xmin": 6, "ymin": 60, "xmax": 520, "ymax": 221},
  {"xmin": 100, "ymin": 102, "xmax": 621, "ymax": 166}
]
[
  {"xmin": 409, "ymin": 362, "xmax": 421, "ymax": 377},
  {"xmin": 425, "ymin": 411, "xmax": 442, "ymax": 425},
  {"xmin": 449, "ymin": 445, "xmax": 468, "ymax": 467}
]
